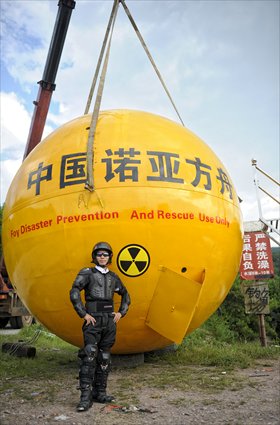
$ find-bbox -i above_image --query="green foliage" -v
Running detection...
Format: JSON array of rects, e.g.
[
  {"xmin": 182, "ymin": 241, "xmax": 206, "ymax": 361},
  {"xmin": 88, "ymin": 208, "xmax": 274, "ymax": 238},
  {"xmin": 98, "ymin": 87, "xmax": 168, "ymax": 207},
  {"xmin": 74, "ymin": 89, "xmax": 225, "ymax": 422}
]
[
  {"xmin": 272, "ymin": 247, "xmax": 280, "ymax": 273},
  {"xmin": 175, "ymin": 340, "xmax": 279, "ymax": 369},
  {"xmin": 171, "ymin": 317, "xmax": 280, "ymax": 369},
  {"xmin": 266, "ymin": 275, "xmax": 280, "ymax": 337},
  {"xmin": 150, "ymin": 323, "xmax": 279, "ymax": 369},
  {"xmin": 218, "ymin": 276, "xmax": 261, "ymax": 341},
  {"xmin": 206, "ymin": 247, "xmax": 280, "ymax": 343},
  {"xmin": 199, "ymin": 313, "xmax": 236, "ymax": 343}
]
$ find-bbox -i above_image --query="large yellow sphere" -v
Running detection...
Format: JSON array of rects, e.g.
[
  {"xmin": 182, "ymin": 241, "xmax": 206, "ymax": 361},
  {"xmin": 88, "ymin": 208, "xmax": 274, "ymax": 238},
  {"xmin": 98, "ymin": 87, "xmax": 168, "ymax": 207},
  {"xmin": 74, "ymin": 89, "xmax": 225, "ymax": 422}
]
[{"xmin": 2, "ymin": 110, "xmax": 243, "ymax": 354}]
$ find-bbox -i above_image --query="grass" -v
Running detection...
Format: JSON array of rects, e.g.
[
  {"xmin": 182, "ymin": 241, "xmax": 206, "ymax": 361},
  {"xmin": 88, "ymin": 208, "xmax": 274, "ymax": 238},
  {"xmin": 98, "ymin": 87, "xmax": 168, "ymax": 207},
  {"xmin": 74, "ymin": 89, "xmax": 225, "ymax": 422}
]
[
  {"xmin": 0, "ymin": 326, "xmax": 79, "ymax": 405},
  {"xmin": 159, "ymin": 341, "xmax": 279, "ymax": 369},
  {"xmin": 150, "ymin": 324, "xmax": 280, "ymax": 370},
  {"xmin": 0, "ymin": 323, "xmax": 279, "ymax": 401},
  {"xmin": 0, "ymin": 324, "xmax": 77, "ymax": 381},
  {"xmin": 113, "ymin": 361, "xmax": 244, "ymax": 395}
]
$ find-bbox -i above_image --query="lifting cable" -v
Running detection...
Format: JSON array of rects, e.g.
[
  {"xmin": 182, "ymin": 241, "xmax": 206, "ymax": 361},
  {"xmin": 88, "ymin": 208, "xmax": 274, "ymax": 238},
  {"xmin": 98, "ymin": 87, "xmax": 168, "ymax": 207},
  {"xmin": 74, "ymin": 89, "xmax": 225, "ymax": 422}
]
[
  {"xmin": 85, "ymin": 0, "xmax": 184, "ymax": 192},
  {"xmin": 85, "ymin": 0, "xmax": 119, "ymax": 191},
  {"xmin": 84, "ymin": 0, "xmax": 119, "ymax": 115},
  {"xmin": 120, "ymin": 0, "xmax": 185, "ymax": 127}
]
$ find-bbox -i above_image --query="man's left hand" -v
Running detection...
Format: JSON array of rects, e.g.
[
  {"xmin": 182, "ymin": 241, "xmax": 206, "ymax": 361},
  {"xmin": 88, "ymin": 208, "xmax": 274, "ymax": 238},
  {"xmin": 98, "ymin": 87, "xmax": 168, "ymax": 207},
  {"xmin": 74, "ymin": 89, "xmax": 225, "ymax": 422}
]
[{"xmin": 113, "ymin": 312, "xmax": 122, "ymax": 323}]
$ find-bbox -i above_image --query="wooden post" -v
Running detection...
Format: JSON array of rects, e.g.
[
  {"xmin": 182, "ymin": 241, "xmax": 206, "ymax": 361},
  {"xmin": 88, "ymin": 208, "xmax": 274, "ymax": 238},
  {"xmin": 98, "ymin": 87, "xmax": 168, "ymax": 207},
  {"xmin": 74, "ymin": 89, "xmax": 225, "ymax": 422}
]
[{"xmin": 258, "ymin": 314, "xmax": 267, "ymax": 347}]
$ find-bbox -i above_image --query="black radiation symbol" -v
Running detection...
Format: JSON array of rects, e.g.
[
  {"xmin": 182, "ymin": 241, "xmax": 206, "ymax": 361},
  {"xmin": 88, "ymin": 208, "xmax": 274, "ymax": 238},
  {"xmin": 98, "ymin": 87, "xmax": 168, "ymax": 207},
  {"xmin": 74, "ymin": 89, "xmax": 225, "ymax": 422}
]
[{"xmin": 117, "ymin": 244, "xmax": 150, "ymax": 277}]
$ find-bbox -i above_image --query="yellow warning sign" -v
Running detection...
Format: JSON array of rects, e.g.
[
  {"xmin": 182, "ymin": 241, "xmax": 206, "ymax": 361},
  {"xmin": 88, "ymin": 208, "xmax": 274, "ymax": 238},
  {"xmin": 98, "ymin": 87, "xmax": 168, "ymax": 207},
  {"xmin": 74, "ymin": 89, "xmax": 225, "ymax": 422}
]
[{"xmin": 117, "ymin": 244, "xmax": 150, "ymax": 277}]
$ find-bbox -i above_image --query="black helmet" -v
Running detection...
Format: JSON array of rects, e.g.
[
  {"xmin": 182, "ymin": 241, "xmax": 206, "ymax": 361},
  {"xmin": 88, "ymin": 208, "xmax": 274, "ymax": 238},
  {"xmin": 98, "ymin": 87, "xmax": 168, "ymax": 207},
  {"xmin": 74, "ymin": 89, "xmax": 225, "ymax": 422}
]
[{"xmin": 92, "ymin": 242, "xmax": 113, "ymax": 264}]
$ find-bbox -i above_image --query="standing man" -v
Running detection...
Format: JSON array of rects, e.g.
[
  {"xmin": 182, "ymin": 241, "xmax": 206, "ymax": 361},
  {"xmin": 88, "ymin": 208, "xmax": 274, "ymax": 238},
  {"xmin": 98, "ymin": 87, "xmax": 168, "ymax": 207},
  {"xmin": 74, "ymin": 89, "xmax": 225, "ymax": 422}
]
[{"xmin": 70, "ymin": 242, "xmax": 130, "ymax": 412}]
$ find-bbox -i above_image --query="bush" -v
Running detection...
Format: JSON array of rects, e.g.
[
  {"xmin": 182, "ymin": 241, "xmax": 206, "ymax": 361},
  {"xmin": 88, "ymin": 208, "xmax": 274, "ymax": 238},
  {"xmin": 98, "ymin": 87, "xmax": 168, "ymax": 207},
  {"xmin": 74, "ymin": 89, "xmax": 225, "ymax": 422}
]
[
  {"xmin": 218, "ymin": 276, "xmax": 261, "ymax": 341},
  {"xmin": 173, "ymin": 326, "xmax": 279, "ymax": 369}
]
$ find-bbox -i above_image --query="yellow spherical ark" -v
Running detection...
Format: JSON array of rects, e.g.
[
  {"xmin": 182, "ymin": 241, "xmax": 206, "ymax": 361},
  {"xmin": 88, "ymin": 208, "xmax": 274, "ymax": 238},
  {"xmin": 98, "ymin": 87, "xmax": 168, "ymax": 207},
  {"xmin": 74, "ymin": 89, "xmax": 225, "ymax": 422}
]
[{"xmin": 2, "ymin": 110, "xmax": 243, "ymax": 354}]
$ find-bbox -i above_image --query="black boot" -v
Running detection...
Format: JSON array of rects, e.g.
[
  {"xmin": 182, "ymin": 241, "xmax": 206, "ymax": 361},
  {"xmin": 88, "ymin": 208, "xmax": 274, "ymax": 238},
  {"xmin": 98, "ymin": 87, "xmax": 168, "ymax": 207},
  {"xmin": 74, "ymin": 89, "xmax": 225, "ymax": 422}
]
[
  {"xmin": 92, "ymin": 350, "xmax": 115, "ymax": 403},
  {"xmin": 76, "ymin": 344, "xmax": 97, "ymax": 412},
  {"xmin": 92, "ymin": 370, "xmax": 115, "ymax": 403},
  {"xmin": 77, "ymin": 383, "xmax": 93, "ymax": 412}
]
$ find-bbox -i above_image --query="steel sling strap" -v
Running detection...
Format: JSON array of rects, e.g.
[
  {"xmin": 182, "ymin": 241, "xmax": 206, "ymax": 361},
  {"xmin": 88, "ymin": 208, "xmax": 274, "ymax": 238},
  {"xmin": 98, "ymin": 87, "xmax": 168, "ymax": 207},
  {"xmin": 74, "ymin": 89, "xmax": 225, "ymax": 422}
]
[
  {"xmin": 84, "ymin": 0, "xmax": 119, "ymax": 115},
  {"xmin": 120, "ymin": 0, "xmax": 185, "ymax": 127},
  {"xmin": 85, "ymin": 0, "xmax": 119, "ymax": 191},
  {"xmin": 85, "ymin": 0, "xmax": 184, "ymax": 191}
]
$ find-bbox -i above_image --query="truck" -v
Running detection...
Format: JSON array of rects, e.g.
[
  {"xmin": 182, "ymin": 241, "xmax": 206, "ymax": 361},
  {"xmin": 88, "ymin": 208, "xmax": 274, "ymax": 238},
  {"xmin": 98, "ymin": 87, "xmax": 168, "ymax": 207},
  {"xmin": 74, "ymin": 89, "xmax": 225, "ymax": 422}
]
[{"xmin": 0, "ymin": 257, "xmax": 34, "ymax": 328}]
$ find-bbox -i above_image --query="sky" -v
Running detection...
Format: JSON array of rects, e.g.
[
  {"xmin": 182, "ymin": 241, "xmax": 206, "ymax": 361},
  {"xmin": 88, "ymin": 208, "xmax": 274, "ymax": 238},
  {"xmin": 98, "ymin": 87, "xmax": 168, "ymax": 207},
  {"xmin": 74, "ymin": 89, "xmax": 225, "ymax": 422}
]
[{"xmin": 0, "ymin": 0, "xmax": 279, "ymax": 238}]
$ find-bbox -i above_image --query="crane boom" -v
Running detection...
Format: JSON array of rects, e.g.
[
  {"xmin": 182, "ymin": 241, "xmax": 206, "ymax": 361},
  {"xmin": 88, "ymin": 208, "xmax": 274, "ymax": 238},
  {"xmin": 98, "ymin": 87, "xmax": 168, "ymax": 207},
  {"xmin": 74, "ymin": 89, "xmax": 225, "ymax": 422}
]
[
  {"xmin": 24, "ymin": 0, "xmax": 76, "ymax": 158},
  {"xmin": 0, "ymin": 0, "xmax": 76, "ymax": 330}
]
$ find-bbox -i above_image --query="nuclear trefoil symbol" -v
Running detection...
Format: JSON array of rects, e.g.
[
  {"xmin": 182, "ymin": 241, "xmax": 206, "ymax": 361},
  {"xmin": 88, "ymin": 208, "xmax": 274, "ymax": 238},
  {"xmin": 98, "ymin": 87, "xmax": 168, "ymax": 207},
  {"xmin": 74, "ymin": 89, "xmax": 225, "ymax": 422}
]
[{"xmin": 117, "ymin": 244, "xmax": 150, "ymax": 277}]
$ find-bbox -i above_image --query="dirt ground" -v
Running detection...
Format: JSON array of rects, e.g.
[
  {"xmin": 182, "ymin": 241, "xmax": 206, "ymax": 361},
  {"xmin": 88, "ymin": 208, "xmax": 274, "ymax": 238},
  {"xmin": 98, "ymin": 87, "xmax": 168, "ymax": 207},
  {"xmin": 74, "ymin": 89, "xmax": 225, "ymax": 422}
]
[{"xmin": 1, "ymin": 358, "xmax": 279, "ymax": 425}]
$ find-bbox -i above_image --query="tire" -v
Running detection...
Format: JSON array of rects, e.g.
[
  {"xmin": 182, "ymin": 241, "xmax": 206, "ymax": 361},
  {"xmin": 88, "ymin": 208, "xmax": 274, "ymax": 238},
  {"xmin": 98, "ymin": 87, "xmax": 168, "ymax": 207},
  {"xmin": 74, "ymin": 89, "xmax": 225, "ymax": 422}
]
[
  {"xmin": 0, "ymin": 318, "xmax": 9, "ymax": 328},
  {"xmin": 10, "ymin": 315, "xmax": 33, "ymax": 329}
]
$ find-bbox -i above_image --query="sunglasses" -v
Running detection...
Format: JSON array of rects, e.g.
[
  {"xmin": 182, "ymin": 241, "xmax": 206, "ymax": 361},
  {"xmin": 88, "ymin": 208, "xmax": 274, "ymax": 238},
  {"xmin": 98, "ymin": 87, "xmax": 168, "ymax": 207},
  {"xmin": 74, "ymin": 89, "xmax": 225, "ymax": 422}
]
[{"xmin": 96, "ymin": 252, "xmax": 110, "ymax": 257}]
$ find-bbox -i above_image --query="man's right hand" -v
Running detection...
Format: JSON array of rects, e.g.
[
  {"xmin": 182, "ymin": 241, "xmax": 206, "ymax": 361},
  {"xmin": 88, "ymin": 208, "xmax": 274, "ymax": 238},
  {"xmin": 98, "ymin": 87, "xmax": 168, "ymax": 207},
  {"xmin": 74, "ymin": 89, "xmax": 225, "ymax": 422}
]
[{"xmin": 84, "ymin": 313, "xmax": 96, "ymax": 326}]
